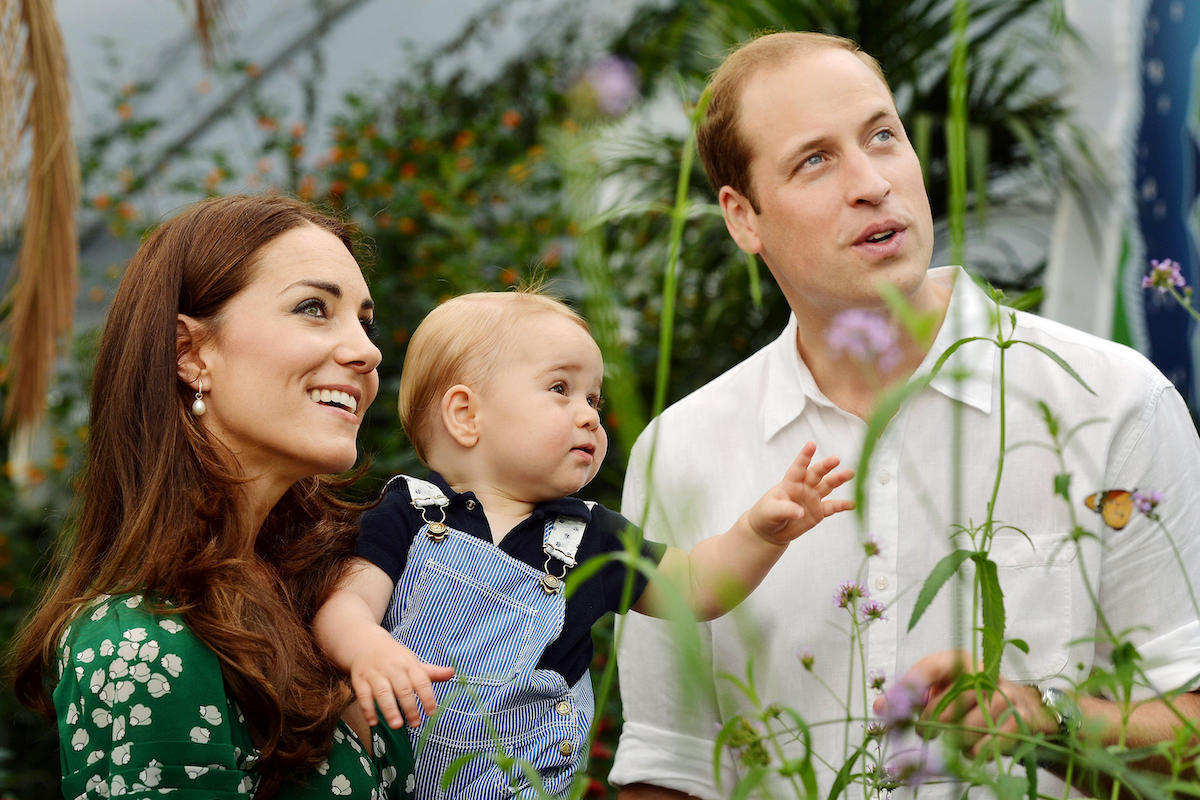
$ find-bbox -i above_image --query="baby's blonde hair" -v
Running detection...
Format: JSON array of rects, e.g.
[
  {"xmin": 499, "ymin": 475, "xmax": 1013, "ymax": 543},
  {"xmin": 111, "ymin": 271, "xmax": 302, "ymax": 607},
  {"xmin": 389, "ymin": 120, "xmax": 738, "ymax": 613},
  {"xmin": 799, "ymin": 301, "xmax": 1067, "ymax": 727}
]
[{"xmin": 398, "ymin": 289, "xmax": 590, "ymax": 464}]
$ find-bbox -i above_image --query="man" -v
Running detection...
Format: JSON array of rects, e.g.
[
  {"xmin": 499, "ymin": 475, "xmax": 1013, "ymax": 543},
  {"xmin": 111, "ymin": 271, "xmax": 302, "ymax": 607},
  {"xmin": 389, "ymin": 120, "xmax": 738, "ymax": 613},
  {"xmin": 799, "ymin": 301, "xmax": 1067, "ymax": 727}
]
[{"xmin": 611, "ymin": 31, "xmax": 1200, "ymax": 799}]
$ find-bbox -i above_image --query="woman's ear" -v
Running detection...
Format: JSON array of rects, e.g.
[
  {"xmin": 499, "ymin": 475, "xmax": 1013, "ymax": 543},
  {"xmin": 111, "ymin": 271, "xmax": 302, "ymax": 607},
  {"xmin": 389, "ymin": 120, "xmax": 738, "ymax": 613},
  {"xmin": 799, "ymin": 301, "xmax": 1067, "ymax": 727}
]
[
  {"xmin": 440, "ymin": 384, "xmax": 479, "ymax": 448},
  {"xmin": 176, "ymin": 314, "xmax": 206, "ymax": 386}
]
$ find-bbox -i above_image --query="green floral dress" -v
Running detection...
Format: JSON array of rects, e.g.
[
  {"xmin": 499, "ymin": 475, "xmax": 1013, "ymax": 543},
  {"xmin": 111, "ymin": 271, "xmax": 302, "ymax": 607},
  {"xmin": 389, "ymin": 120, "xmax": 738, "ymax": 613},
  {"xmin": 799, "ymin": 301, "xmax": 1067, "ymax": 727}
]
[{"xmin": 54, "ymin": 593, "xmax": 416, "ymax": 799}]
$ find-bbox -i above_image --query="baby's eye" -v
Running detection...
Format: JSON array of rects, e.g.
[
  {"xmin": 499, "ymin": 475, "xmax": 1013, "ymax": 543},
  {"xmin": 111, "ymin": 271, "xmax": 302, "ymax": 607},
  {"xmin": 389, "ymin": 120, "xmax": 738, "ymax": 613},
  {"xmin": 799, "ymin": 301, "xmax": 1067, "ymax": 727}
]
[
  {"xmin": 588, "ymin": 394, "xmax": 604, "ymax": 410},
  {"xmin": 294, "ymin": 298, "xmax": 328, "ymax": 318},
  {"xmin": 550, "ymin": 382, "xmax": 567, "ymax": 395}
]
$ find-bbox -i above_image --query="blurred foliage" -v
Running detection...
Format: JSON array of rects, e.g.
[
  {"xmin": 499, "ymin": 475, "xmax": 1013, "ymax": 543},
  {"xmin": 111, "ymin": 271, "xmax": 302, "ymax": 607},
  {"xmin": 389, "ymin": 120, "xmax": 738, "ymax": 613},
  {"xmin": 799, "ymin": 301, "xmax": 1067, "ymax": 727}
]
[{"xmin": 1, "ymin": 0, "xmax": 1074, "ymax": 795}]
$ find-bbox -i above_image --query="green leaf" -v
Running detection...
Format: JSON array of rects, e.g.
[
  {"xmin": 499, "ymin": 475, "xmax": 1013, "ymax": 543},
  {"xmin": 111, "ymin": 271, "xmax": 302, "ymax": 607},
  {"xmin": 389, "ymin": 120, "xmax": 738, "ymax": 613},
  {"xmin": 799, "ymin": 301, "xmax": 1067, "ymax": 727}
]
[
  {"xmin": 730, "ymin": 767, "xmax": 769, "ymax": 800},
  {"xmin": 993, "ymin": 773, "xmax": 1029, "ymax": 800},
  {"xmin": 825, "ymin": 747, "xmax": 862, "ymax": 800},
  {"xmin": 908, "ymin": 549, "xmax": 973, "ymax": 632},
  {"xmin": 1009, "ymin": 340, "xmax": 1095, "ymax": 395},
  {"xmin": 1053, "ymin": 472, "xmax": 1071, "ymax": 500},
  {"xmin": 975, "ymin": 554, "xmax": 1006, "ymax": 678}
]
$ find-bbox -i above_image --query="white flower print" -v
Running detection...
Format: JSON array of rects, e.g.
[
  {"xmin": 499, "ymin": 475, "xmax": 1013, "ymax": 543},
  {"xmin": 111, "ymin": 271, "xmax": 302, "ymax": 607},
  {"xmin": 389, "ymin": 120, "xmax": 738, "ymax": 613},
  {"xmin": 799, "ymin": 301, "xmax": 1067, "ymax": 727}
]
[
  {"xmin": 332, "ymin": 727, "xmax": 345, "ymax": 744},
  {"xmin": 373, "ymin": 732, "xmax": 386, "ymax": 755},
  {"xmin": 110, "ymin": 774, "xmax": 127, "ymax": 796},
  {"xmin": 116, "ymin": 640, "xmax": 138, "ymax": 661},
  {"xmin": 113, "ymin": 681, "xmax": 135, "ymax": 703},
  {"xmin": 76, "ymin": 647, "xmax": 94, "ymax": 664},
  {"xmin": 91, "ymin": 603, "xmax": 110, "ymax": 621},
  {"xmin": 331, "ymin": 774, "xmax": 352, "ymax": 795},
  {"xmin": 99, "ymin": 683, "xmax": 116, "ymax": 705},
  {"xmin": 91, "ymin": 707, "xmax": 112, "ymax": 728},
  {"xmin": 147, "ymin": 673, "xmax": 171, "ymax": 698},
  {"xmin": 160, "ymin": 653, "xmax": 183, "ymax": 677},
  {"xmin": 89, "ymin": 668, "xmax": 106, "ymax": 695},
  {"xmin": 109, "ymin": 658, "xmax": 129, "ymax": 679},
  {"xmin": 359, "ymin": 755, "xmax": 371, "ymax": 774},
  {"xmin": 137, "ymin": 640, "xmax": 159, "ymax": 662},
  {"xmin": 112, "ymin": 715, "xmax": 126, "ymax": 740},
  {"xmin": 189, "ymin": 727, "xmax": 211, "ymax": 744},
  {"xmin": 87, "ymin": 750, "xmax": 105, "ymax": 765},
  {"xmin": 129, "ymin": 704, "xmax": 152, "ymax": 726},
  {"xmin": 406, "ymin": 773, "xmax": 416, "ymax": 793},
  {"xmin": 84, "ymin": 775, "xmax": 106, "ymax": 795},
  {"xmin": 239, "ymin": 776, "xmax": 255, "ymax": 793},
  {"xmin": 99, "ymin": 639, "xmax": 115, "ymax": 657},
  {"xmin": 380, "ymin": 765, "xmax": 397, "ymax": 783},
  {"xmin": 112, "ymin": 742, "xmax": 131, "ymax": 765},
  {"xmin": 140, "ymin": 760, "xmax": 162, "ymax": 787},
  {"xmin": 183, "ymin": 765, "xmax": 209, "ymax": 779},
  {"xmin": 199, "ymin": 705, "xmax": 222, "ymax": 725},
  {"xmin": 316, "ymin": 761, "xmax": 330, "ymax": 776},
  {"xmin": 66, "ymin": 702, "xmax": 79, "ymax": 725},
  {"xmin": 158, "ymin": 619, "xmax": 184, "ymax": 634},
  {"xmin": 129, "ymin": 662, "xmax": 151, "ymax": 682},
  {"xmin": 71, "ymin": 728, "xmax": 89, "ymax": 751},
  {"xmin": 347, "ymin": 733, "xmax": 362, "ymax": 753},
  {"xmin": 124, "ymin": 595, "xmax": 143, "ymax": 608}
]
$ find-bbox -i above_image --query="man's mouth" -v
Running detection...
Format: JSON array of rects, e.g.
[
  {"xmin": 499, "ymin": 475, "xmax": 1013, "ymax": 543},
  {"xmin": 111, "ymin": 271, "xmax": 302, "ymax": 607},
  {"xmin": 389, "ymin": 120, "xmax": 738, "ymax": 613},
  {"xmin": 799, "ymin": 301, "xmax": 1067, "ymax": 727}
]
[{"xmin": 309, "ymin": 388, "xmax": 357, "ymax": 414}]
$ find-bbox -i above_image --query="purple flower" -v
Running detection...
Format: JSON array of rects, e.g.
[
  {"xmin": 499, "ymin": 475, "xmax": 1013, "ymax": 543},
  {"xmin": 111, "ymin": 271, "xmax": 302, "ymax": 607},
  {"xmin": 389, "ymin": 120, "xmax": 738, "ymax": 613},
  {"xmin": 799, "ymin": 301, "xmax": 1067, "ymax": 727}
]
[
  {"xmin": 860, "ymin": 599, "xmax": 887, "ymax": 623},
  {"xmin": 826, "ymin": 309, "xmax": 901, "ymax": 373},
  {"xmin": 580, "ymin": 56, "xmax": 639, "ymax": 116},
  {"xmin": 834, "ymin": 580, "xmax": 868, "ymax": 609},
  {"xmin": 796, "ymin": 648, "xmax": 815, "ymax": 671},
  {"xmin": 876, "ymin": 677, "xmax": 929, "ymax": 726},
  {"xmin": 864, "ymin": 720, "xmax": 887, "ymax": 739},
  {"xmin": 868, "ymin": 670, "xmax": 887, "ymax": 691},
  {"xmin": 1132, "ymin": 489, "xmax": 1163, "ymax": 514},
  {"xmin": 885, "ymin": 741, "xmax": 945, "ymax": 787},
  {"xmin": 1142, "ymin": 258, "xmax": 1187, "ymax": 293}
]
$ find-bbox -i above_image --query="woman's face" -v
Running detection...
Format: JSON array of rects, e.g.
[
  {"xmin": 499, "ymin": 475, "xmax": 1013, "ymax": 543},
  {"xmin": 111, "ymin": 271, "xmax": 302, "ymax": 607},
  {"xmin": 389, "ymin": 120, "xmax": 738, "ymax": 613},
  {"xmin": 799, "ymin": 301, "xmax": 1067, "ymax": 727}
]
[{"xmin": 191, "ymin": 224, "xmax": 381, "ymax": 490}]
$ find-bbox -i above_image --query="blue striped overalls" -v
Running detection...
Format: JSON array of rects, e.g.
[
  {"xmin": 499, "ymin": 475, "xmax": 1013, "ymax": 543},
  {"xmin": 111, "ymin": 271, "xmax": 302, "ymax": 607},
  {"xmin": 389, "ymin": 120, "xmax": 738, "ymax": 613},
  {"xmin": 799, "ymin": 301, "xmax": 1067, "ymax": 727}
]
[{"xmin": 382, "ymin": 476, "xmax": 594, "ymax": 799}]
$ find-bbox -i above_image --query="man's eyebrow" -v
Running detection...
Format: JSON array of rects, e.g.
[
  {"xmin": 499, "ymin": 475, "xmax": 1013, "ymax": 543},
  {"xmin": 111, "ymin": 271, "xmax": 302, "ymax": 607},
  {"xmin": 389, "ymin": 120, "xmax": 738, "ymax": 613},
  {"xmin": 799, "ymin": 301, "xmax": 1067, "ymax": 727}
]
[
  {"xmin": 284, "ymin": 279, "xmax": 375, "ymax": 311},
  {"xmin": 777, "ymin": 108, "xmax": 899, "ymax": 170}
]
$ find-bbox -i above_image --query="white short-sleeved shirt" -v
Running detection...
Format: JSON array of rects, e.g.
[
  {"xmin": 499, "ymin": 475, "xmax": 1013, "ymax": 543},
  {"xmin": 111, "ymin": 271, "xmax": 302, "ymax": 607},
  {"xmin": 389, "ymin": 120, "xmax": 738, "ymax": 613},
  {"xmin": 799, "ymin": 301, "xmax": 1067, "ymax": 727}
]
[{"xmin": 611, "ymin": 267, "xmax": 1200, "ymax": 798}]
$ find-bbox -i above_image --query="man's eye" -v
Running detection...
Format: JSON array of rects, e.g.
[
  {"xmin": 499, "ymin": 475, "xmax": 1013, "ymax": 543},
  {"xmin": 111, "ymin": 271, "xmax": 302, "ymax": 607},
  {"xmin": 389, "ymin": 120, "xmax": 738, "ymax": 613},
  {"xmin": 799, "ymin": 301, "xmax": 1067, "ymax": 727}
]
[
  {"xmin": 294, "ymin": 298, "xmax": 327, "ymax": 318},
  {"xmin": 804, "ymin": 153, "xmax": 824, "ymax": 168},
  {"xmin": 874, "ymin": 129, "xmax": 894, "ymax": 143}
]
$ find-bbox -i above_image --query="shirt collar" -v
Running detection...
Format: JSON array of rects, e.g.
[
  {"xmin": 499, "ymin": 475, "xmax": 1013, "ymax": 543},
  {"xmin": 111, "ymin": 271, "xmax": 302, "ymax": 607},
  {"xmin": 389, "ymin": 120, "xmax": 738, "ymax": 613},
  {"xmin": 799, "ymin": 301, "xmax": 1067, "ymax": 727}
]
[
  {"xmin": 760, "ymin": 266, "xmax": 996, "ymax": 441},
  {"xmin": 424, "ymin": 471, "xmax": 593, "ymax": 522}
]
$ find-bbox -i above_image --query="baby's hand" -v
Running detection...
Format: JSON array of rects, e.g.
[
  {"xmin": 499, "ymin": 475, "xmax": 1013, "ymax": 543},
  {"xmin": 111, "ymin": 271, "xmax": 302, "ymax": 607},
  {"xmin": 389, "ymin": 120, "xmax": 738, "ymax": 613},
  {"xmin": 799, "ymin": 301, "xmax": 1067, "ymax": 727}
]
[
  {"xmin": 349, "ymin": 636, "xmax": 455, "ymax": 729},
  {"xmin": 747, "ymin": 441, "xmax": 854, "ymax": 546}
]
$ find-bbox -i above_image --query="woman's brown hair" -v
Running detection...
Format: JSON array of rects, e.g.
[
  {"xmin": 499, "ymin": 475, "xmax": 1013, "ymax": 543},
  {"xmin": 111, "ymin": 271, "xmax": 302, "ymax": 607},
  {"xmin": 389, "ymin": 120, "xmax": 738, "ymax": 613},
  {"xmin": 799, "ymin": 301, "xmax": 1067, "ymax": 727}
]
[{"xmin": 9, "ymin": 194, "xmax": 366, "ymax": 797}]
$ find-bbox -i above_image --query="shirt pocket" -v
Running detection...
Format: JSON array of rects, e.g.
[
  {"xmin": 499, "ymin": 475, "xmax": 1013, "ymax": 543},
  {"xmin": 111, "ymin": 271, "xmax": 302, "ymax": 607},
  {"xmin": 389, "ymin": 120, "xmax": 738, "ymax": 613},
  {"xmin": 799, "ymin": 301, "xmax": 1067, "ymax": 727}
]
[
  {"xmin": 988, "ymin": 530, "xmax": 1078, "ymax": 682},
  {"xmin": 396, "ymin": 559, "xmax": 539, "ymax": 687}
]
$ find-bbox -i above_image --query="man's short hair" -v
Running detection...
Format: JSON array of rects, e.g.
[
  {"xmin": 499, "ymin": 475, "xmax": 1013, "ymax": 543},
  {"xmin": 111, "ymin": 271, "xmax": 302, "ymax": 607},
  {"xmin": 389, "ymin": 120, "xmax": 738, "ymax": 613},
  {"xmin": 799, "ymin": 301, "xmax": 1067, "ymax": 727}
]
[
  {"xmin": 398, "ymin": 289, "xmax": 590, "ymax": 464},
  {"xmin": 697, "ymin": 31, "xmax": 890, "ymax": 212}
]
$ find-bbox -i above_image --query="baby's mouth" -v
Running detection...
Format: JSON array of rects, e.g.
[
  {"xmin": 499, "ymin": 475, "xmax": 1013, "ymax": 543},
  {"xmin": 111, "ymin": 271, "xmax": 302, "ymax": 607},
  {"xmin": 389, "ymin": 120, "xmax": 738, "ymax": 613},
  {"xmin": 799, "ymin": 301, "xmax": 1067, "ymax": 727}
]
[{"xmin": 309, "ymin": 388, "xmax": 357, "ymax": 414}]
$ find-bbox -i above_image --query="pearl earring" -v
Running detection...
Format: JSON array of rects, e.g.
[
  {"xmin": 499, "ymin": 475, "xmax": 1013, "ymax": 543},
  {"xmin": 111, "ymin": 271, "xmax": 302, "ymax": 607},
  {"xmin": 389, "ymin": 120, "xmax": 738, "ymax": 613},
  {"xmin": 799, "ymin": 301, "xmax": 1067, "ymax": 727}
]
[{"xmin": 191, "ymin": 378, "xmax": 207, "ymax": 416}]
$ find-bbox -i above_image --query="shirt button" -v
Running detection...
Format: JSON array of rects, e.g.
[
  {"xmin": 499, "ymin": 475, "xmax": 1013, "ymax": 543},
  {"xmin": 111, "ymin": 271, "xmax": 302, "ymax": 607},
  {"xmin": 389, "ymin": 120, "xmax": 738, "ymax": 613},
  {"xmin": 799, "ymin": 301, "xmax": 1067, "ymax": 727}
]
[
  {"xmin": 465, "ymin": 499, "xmax": 477, "ymax": 511},
  {"xmin": 877, "ymin": 470, "xmax": 891, "ymax": 485},
  {"xmin": 555, "ymin": 701, "xmax": 571, "ymax": 716},
  {"xmin": 875, "ymin": 575, "xmax": 890, "ymax": 591},
  {"xmin": 559, "ymin": 740, "xmax": 574, "ymax": 757}
]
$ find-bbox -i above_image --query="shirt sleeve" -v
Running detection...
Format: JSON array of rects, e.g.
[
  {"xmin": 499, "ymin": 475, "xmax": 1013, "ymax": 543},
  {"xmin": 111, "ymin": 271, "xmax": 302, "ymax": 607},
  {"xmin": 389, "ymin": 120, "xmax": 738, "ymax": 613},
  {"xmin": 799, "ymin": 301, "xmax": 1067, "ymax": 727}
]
[
  {"xmin": 54, "ymin": 595, "xmax": 256, "ymax": 799},
  {"xmin": 1095, "ymin": 382, "xmax": 1200, "ymax": 699},
  {"xmin": 356, "ymin": 486, "xmax": 418, "ymax": 582},
  {"xmin": 609, "ymin": 430, "xmax": 728, "ymax": 799},
  {"xmin": 587, "ymin": 503, "xmax": 667, "ymax": 615}
]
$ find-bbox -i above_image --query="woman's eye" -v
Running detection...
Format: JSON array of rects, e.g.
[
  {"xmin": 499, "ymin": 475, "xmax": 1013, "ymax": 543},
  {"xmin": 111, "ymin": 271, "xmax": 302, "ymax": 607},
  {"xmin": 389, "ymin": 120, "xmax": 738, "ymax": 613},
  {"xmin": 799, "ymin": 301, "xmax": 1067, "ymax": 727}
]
[
  {"xmin": 360, "ymin": 317, "xmax": 378, "ymax": 339},
  {"xmin": 294, "ymin": 298, "xmax": 327, "ymax": 318}
]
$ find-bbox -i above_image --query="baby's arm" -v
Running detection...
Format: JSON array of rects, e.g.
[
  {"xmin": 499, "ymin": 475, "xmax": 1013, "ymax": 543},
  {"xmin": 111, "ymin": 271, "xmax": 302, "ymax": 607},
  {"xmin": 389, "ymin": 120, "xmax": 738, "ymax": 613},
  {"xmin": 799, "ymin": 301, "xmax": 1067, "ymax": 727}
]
[
  {"xmin": 313, "ymin": 557, "xmax": 454, "ymax": 729},
  {"xmin": 633, "ymin": 441, "xmax": 853, "ymax": 621}
]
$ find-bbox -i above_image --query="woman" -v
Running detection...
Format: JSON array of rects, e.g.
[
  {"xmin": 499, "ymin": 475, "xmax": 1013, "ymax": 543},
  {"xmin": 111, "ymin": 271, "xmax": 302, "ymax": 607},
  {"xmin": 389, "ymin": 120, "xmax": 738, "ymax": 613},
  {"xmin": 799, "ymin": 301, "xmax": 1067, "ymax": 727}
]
[{"xmin": 9, "ymin": 194, "xmax": 414, "ymax": 798}]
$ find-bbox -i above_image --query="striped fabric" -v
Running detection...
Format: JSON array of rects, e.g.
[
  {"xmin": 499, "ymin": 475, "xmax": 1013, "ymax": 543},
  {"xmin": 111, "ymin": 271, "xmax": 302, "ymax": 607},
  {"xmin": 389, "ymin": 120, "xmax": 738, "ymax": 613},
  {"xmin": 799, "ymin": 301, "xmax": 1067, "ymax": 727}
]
[{"xmin": 384, "ymin": 478, "xmax": 593, "ymax": 799}]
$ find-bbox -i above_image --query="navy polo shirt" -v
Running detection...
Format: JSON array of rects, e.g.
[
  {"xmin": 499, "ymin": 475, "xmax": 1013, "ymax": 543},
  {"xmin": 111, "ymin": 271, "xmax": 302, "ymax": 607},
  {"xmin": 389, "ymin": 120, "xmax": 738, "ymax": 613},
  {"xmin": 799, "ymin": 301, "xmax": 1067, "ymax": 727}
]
[{"xmin": 356, "ymin": 472, "xmax": 667, "ymax": 687}]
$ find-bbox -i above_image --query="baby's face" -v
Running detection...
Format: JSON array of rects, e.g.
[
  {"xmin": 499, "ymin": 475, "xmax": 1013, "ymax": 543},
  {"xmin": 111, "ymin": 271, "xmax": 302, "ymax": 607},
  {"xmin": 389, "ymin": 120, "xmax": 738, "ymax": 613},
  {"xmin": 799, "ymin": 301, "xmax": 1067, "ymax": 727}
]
[{"xmin": 471, "ymin": 312, "xmax": 607, "ymax": 502}]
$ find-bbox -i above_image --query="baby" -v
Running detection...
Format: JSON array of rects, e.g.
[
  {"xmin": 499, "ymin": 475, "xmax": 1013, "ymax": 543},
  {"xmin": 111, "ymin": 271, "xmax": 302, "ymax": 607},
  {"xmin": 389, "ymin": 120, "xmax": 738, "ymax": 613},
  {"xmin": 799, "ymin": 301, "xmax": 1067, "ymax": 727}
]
[{"xmin": 313, "ymin": 289, "xmax": 854, "ymax": 798}]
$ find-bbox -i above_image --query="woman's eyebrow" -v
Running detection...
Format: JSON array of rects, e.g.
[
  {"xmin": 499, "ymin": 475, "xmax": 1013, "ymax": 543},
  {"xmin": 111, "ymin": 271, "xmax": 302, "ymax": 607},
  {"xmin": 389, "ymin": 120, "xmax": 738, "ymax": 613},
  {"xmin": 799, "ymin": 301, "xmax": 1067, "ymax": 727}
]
[{"xmin": 284, "ymin": 279, "xmax": 342, "ymax": 297}]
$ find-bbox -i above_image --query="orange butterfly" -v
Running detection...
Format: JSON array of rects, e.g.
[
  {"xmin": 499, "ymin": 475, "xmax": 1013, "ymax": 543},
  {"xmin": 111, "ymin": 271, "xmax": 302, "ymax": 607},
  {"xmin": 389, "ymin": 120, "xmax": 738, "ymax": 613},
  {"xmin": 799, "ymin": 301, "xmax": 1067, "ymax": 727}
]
[{"xmin": 1084, "ymin": 489, "xmax": 1134, "ymax": 530}]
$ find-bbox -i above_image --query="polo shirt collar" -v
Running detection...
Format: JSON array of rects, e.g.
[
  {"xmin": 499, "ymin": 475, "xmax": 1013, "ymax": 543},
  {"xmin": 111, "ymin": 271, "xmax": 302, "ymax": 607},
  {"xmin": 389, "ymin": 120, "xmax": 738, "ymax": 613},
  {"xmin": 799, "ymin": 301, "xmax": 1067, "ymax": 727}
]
[
  {"xmin": 424, "ymin": 471, "xmax": 594, "ymax": 522},
  {"xmin": 760, "ymin": 266, "xmax": 996, "ymax": 442}
]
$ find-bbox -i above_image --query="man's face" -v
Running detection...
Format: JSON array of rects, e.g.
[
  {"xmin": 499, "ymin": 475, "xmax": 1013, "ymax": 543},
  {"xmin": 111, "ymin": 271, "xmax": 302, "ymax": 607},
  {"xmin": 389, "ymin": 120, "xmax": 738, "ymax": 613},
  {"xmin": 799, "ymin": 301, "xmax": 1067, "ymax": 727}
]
[{"xmin": 722, "ymin": 48, "xmax": 934, "ymax": 319}]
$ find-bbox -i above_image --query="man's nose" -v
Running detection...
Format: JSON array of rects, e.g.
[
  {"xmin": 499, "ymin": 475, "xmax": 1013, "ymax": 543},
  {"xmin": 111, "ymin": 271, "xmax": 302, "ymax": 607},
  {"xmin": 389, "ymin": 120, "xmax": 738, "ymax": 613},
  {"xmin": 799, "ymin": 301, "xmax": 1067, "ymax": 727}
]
[{"xmin": 844, "ymin": 150, "xmax": 891, "ymax": 206}]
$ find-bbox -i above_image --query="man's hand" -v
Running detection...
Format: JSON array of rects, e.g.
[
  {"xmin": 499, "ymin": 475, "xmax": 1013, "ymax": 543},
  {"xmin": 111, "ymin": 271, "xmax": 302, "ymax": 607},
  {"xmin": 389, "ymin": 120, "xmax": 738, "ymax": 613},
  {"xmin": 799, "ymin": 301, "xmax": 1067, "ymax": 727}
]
[
  {"xmin": 349, "ymin": 628, "xmax": 455, "ymax": 729},
  {"xmin": 874, "ymin": 649, "xmax": 1058, "ymax": 757}
]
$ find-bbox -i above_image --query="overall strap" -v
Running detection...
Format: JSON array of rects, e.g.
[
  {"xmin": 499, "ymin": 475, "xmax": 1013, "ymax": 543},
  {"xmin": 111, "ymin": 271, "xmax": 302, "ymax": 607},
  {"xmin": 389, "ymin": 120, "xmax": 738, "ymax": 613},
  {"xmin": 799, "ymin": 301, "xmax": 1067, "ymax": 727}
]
[
  {"xmin": 539, "ymin": 501, "xmax": 595, "ymax": 595},
  {"xmin": 387, "ymin": 474, "xmax": 450, "ymax": 539}
]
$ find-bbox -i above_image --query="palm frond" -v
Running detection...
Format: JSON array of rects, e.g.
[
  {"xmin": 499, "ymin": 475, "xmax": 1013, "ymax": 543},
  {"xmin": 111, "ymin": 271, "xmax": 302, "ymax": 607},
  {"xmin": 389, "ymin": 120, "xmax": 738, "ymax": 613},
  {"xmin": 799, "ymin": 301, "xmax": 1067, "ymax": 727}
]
[{"xmin": 3, "ymin": 0, "xmax": 80, "ymax": 432}]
